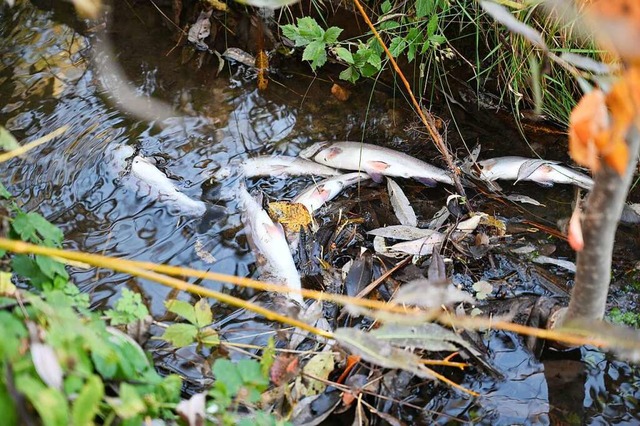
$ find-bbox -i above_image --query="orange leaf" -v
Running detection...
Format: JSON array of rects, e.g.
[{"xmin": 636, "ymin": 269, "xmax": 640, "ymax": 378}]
[
  {"xmin": 569, "ymin": 89, "xmax": 608, "ymax": 172},
  {"xmin": 331, "ymin": 84, "xmax": 351, "ymax": 102}
]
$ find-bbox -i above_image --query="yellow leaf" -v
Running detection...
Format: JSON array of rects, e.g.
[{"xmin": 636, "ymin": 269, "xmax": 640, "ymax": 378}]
[
  {"xmin": 267, "ymin": 201, "xmax": 312, "ymax": 232},
  {"xmin": 204, "ymin": 0, "xmax": 228, "ymax": 11}
]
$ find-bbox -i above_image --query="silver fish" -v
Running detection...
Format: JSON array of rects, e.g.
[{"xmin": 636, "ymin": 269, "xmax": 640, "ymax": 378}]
[
  {"xmin": 299, "ymin": 141, "xmax": 454, "ymax": 186},
  {"xmin": 293, "ymin": 172, "xmax": 370, "ymax": 214},
  {"xmin": 212, "ymin": 156, "xmax": 341, "ymax": 181},
  {"xmin": 239, "ymin": 183, "xmax": 303, "ymax": 304},
  {"xmin": 111, "ymin": 145, "xmax": 207, "ymax": 216},
  {"xmin": 241, "ymin": 156, "xmax": 341, "ymax": 178},
  {"xmin": 477, "ymin": 156, "xmax": 594, "ymax": 189}
]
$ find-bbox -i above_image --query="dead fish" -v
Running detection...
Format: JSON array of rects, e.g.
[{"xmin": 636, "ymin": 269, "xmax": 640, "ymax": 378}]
[
  {"xmin": 241, "ymin": 156, "xmax": 341, "ymax": 178},
  {"xmin": 477, "ymin": 156, "xmax": 594, "ymax": 189},
  {"xmin": 299, "ymin": 141, "xmax": 454, "ymax": 186},
  {"xmin": 112, "ymin": 145, "xmax": 210, "ymax": 216},
  {"xmin": 239, "ymin": 183, "xmax": 303, "ymax": 304},
  {"xmin": 293, "ymin": 172, "xmax": 370, "ymax": 214}
]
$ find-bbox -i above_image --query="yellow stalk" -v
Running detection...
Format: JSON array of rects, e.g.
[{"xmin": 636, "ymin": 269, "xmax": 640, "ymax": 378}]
[{"xmin": 0, "ymin": 125, "xmax": 69, "ymax": 163}]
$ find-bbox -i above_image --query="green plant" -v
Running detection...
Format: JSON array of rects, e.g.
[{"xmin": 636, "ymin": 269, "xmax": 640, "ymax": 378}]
[
  {"xmin": 608, "ymin": 307, "xmax": 640, "ymax": 328},
  {"xmin": 281, "ymin": 17, "xmax": 343, "ymax": 71},
  {"xmin": 159, "ymin": 298, "xmax": 220, "ymax": 348},
  {"xmin": 105, "ymin": 289, "xmax": 149, "ymax": 325}
]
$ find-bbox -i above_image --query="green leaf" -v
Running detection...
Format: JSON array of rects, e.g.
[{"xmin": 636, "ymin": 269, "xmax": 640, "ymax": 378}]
[
  {"xmin": 72, "ymin": 375, "xmax": 104, "ymax": 425},
  {"xmin": 12, "ymin": 254, "xmax": 49, "ymax": 287},
  {"xmin": 15, "ymin": 375, "xmax": 69, "ymax": 426},
  {"xmin": 335, "ymin": 47, "xmax": 354, "ymax": 64},
  {"xmin": 381, "ymin": 0, "xmax": 392, "ymax": 14},
  {"xmin": 302, "ymin": 40, "xmax": 327, "ymax": 70},
  {"xmin": 421, "ymin": 39, "xmax": 431, "ymax": 54},
  {"xmin": 11, "ymin": 211, "xmax": 63, "ymax": 246},
  {"xmin": 198, "ymin": 328, "xmax": 220, "ymax": 347},
  {"xmin": 323, "ymin": 26, "xmax": 342, "ymax": 44},
  {"xmin": 339, "ymin": 67, "xmax": 359, "ymax": 84},
  {"xmin": 165, "ymin": 299, "xmax": 197, "ymax": 325},
  {"xmin": 427, "ymin": 13, "xmax": 439, "ymax": 37},
  {"xmin": 297, "ymin": 17, "xmax": 324, "ymax": 41},
  {"xmin": 367, "ymin": 53, "xmax": 382, "ymax": 70},
  {"xmin": 0, "ymin": 182, "xmax": 11, "ymax": 199},
  {"xmin": 429, "ymin": 34, "xmax": 446, "ymax": 45},
  {"xmin": 161, "ymin": 323, "xmax": 198, "ymax": 347},
  {"xmin": 110, "ymin": 383, "xmax": 145, "ymax": 419},
  {"xmin": 379, "ymin": 20, "xmax": 400, "ymax": 31},
  {"xmin": 359, "ymin": 63, "xmax": 380, "ymax": 78},
  {"xmin": 0, "ymin": 383, "xmax": 18, "ymax": 425},
  {"xmin": 389, "ymin": 37, "xmax": 406, "ymax": 57},
  {"xmin": 106, "ymin": 289, "xmax": 149, "ymax": 326},
  {"xmin": 0, "ymin": 311, "xmax": 27, "ymax": 359},
  {"xmin": 281, "ymin": 24, "xmax": 306, "ymax": 46},
  {"xmin": 35, "ymin": 255, "xmax": 68, "ymax": 280},
  {"xmin": 193, "ymin": 298, "xmax": 212, "ymax": 327},
  {"xmin": 237, "ymin": 359, "xmax": 269, "ymax": 389},
  {"xmin": 416, "ymin": 0, "xmax": 433, "ymax": 19},
  {"xmin": 213, "ymin": 359, "xmax": 243, "ymax": 395},
  {"xmin": 260, "ymin": 338, "xmax": 276, "ymax": 377},
  {"xmin": 0, "ymin": 126, "xmax": 19, "ymax": 151}
]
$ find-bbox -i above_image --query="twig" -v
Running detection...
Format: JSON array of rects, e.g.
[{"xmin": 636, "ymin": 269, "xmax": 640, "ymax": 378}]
[{"xmin": 351, "ymin": 0, "xmax": 466, "ymax": 196}]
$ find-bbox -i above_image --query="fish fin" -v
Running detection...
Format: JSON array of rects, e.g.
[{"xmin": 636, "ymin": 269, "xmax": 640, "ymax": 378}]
[
  {"xmin": 364, "ymin": 161, "xmax": 390, "ymax": 183},
  {"xmin": 415, "ymin": 177, "xmax": 437, "ymax": 187}
]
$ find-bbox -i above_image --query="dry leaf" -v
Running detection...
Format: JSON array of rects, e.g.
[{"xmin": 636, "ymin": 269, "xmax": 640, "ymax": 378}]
[
  {"xmin": 270, "ymin": 354, "xmax": 299, "ymax": 385},
  {"xmin": 256, "ymin": 50, "xmax": 269, "ymax": 91},
  {"xmin": 176, "ymin": 393, "xmax": 206, "ymax": 426},
  {"xmin": 569, "ymin": 89, "xmax": 609, "ymax": 172},
  {"xmin": 267, "ymin": 201, "xmax": 312, "ymax": 232},
  {"xmin": 331, "ymin": 83, "xmax": 351, "ymax": 102},
  {"xmin": 204, "ymin": 0, "xmax": 228, "ymax": 11}
]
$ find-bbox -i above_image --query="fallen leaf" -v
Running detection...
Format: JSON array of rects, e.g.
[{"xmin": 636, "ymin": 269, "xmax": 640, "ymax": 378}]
[
  {"xmin": 387, "ymin": 178, "xmax": 417, "ymax": 227},
  {"xmin": 335, "ymin": 328, "xmax": 436, "ymax": 380},
  {"xmin": 331, "ymin": 83, "xmax": 351, "ymax": 102},
  {"xmin": 302, "ymin": 353, "xmax": 335, "ymax": 395},
  {"xmin": 176, "ymin": 393, "xmax": 206, "ymax": 426},
  {"xmin": 394, "ymin": 279, "xmax": 473, "ymax": 308},
  {"xmin": 267, "ymin": 201, "xmax": 312, "ymax": 232},
  {"xmin": 270, "ymin": 354, "xmax": 299, "ymax": 385},
  {"xmin": 569, "ymin": 89, "xmax": 608, "ymax": 172}
]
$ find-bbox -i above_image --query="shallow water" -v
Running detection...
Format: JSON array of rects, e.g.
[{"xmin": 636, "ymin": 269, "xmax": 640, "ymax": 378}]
[{"xmin": 1, "ymin": 2, "xmax": 639, "ymax": 424}]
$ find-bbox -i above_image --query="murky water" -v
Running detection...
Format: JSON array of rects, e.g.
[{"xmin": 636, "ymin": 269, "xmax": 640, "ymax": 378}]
[{"xmin": 1, "ymin": 2, "xmax": 640, "ymax": 424}]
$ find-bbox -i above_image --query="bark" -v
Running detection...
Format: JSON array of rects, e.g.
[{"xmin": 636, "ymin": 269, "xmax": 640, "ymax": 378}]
[{"xmin": 558, "ymin": 128, "xmax": 640, "ymax": 324}]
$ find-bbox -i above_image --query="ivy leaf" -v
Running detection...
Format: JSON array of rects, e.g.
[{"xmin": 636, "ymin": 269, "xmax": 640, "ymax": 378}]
[
  {"xmin": 366, "ymin": 53, "xmax": 382, "ymax": 70},
  {"xmin": 161, "ymin": 323, "xmax": 198, "ymax": 348},
  {"xmin": 323, "ymin": 26, "xmax": 342, "ymax": 44},
  {"xmin": 303, "ymin": 40, "xmax": 327, "ymax": 70},
  {"xmin": 0, "ymin": 126, "xmax": 19, "ymax": 151},
  {"xmin": 193, "ymin": 299, "xmax": 212, "ymax": 327},
  {"xmin": 165, "ymin": 299, "xmax": 197, "ymax": 325}
]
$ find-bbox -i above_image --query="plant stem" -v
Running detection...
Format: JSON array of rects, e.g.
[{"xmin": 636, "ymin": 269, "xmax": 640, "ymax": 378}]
[{"xmin": 559, "ymin": 128, "xmax": 640, "ymax": 324}]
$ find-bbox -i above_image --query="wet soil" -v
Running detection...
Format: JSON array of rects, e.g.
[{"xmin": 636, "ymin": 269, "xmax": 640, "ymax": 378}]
[{"xmin": 1, "ymin": 1, "xmax": 640, "ymax": 424}]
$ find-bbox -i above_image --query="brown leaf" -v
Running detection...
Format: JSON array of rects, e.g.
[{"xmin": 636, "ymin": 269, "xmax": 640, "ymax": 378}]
[
  {"xmin": 270, "ymin": 353, "xmax": 299, "ymax": 385},
  {"xmin": 331, "ymin": 84, "xmax": 351, "ymax": 102},
  {"xmin": 568, "ymin": 89, "xmax": 608, "ymax": 172}
]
